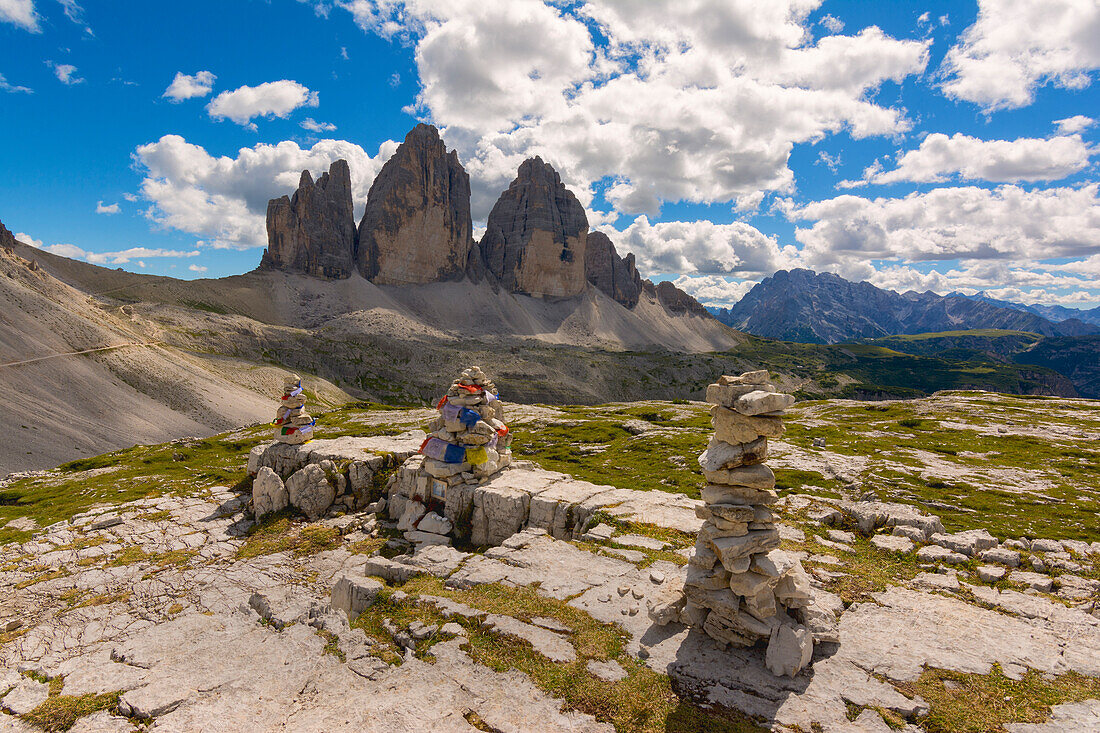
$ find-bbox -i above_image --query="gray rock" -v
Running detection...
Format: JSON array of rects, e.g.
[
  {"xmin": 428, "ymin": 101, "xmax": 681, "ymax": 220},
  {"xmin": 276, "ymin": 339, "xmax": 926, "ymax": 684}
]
[
  {"xmin": 67, "ymin": 710, "xmax": 135, "ymax": 732},
  {"xmin": 1, "ymin": 676, "xmax": 49, "ymax": 715},
  {"xmin": 582, "ymin": 523, "xmax": 615, "ymax": 542},
  {"xmin": 1006, "ymin": 699, "xmax": 1100, "ymax": 732},
  {"xmin": 697, "ymin": 436, "xmax": 768, "ymax": 472},
  {"xmin": 911, "ymin": 571, "xmax": 960, "ymax": 591},
  {"xmin": 916, "ymin": 545, "xmax": 968, "ymax": 565},
  {"xmin": 979, "ymin": 547, "xmax": 1021, "ymax": 567},
  {"xmin": 331, "ymin": 574, "xmax": 384, "ymax": 620},
  {"xmin": 702, "ymin": 463, "xmax": 775, "ymax": 490},
  {"xmin": 363, "ymin": 556, "xmax": 425, "ymax": 584},
  {"xmin": 711, "ymin": 407, "xmax": 784, "ymax": 444},
  {"xmin": 584, "ymin": 230, "xmax": 642, "ymax": 309},
  {"xmin": 892, "ymin": 525, "xmax": 927, "ymax": 542},
  {"xmin": 252, "ymin": 466, "xmax": 288, "ymax": 520},
  {"xmin": 1030, "ymin": 538, "xmax": 1064, "ymax": 553},
  {"xmin": 356, "ymin": 124, "xmax": 473, "ymax": 285},
  {"xmin": 932, "ymin": 529, "xmax": 998, "ymax": 557},
  {"xmin": 733, "ymin": 390, "xmax": 795, "ymax": 417},
  {"xmin": 977, "ymin": 565, "xmax": 1007, "ymax": 582},
  {"xmin": 261, "ymin": 160, "xmax": 356, "ymax": 278},
  {"xmin": 1008, "ymin": 571, "xmax": 1053, "ymax": 592},
  {"xmin": 871, "ymin": 534, "xmax": 915, "ymax": 553},
  {"xmin": 478, "ymin": 157, "xmax": 588, "ymax": 297},
  {"xmin": 765, "ymin": 621, "xmax": 813, "ymax": 677},
  {"xmin": 482, "ymin": 614, "xmax": 576, "ymax": 662},
  {"xmin": 841, "ymin": 500, "xmax": 944, "ymax": 538},
  {"xmin": 285, "ymin": 463, "xmax": 337, "ymax": 520}
]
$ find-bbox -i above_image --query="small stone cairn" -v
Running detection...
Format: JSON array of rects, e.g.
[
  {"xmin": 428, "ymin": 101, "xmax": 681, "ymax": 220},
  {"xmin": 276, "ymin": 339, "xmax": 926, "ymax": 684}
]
[
  {"xmin": 272, "ymin": 374, "xmax": 315, "ymax": 445},
  {"xmin": 651, "ymin": 370, "xmax": 816, "ymax": 677},
  {"xmin": 394, "ymin": 367, "xmax": 513, "ymax": 545}
]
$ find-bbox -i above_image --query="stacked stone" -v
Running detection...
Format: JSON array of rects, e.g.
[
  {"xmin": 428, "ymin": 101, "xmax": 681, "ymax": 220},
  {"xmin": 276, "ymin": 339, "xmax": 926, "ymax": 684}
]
[
  {"xmin": 394, "ymin": 367, "xmax": 513, "ymax": 546},
  {"xmin": 273, "ymin": 374, "xmax": 315, "ymax": 445},
  {"xmin": 662, "ymin": 370, "xmax": 816, "ymax": 677}
]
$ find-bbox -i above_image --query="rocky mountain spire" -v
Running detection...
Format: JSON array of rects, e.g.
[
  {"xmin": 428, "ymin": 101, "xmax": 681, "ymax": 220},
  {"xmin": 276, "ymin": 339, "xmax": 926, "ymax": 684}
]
[
  {"xmin": 584, "ymin": 230, "xmax": 642, "ymax": 309},
  {"xmin": 356, "ymin": 123, "xmax": 473, "ymax": 285},
  {"xmin": 262, "ymin": 160, "xmax": 356, "ymax": 279},
  {"xmin": 478, "ymin": 157, "xmax": 588, "ymax": 298}
]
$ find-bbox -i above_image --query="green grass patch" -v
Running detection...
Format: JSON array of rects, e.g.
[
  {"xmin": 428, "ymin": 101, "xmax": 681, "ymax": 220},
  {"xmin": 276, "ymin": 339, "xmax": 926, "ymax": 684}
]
[
  {"xmin": 236, "ymin": 510, "xmax": 340, "ymax": 559},
  {"xmin": 894, "ymin": 664, "xmax": 1100, "ymax": 733}
]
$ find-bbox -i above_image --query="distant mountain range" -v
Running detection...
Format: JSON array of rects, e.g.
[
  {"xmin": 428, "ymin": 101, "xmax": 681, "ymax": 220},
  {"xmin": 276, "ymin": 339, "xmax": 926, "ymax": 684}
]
[
  {"xmin": 949, "ymin": 291, "xmax": 1100, "ymax": 327},
  {"xmin": 709, "ymin": 269, "xmax": 1100, "ymax": 344}
]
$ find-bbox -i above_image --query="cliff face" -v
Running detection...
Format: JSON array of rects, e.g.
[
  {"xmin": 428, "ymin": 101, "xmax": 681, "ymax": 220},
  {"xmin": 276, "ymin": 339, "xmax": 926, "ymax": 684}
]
[
  {"xmin": 356, "ymin": 124, "xmax": 473, "ymax": 285},
  {"xmin": 0, "ymin": 219, "xmax": 15, "ymax": 253},
  {"xmin": 584, "ymin": 231, "xmax": 642, "ymax": 309},
  {"xmin": 263, "ymin": 160, "xmax": 356, "ymax": 279},
  {"xmin": 478, "ymin": 157, "xmax": 588, "ymax": 298}
]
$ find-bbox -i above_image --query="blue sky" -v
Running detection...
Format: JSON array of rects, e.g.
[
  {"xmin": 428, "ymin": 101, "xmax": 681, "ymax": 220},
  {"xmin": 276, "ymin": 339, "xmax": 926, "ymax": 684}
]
[{"xmin": 1, "ymin": 0, "xmax": 1097, "ymax": 307}]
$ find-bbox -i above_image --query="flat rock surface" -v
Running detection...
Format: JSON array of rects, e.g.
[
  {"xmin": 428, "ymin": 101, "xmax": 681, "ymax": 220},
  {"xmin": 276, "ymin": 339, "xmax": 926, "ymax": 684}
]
[{"xmin": 3, "ymin": 470, "xmax": 1098, "ymax": 733}]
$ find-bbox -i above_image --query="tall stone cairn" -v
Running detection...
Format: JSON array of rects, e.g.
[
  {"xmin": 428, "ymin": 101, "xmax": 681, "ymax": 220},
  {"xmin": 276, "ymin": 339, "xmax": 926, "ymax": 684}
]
[
  {"xmin": 272, "ymin": 374, "xmax": 315, "ymax": 445},
  {"xmin": 419, "ymin": 366, "xmax": 512, "ymax": 483},
  {"xmin": 650, "ymin": 370, "xmax": 816, "ymax": 677}
]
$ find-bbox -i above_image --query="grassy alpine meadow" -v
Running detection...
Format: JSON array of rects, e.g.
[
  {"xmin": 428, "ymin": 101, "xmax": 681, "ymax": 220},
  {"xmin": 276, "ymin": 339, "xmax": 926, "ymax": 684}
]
[{"xmin": 2, "ymin": 390, "xmax": 1098, "ymax": 544}]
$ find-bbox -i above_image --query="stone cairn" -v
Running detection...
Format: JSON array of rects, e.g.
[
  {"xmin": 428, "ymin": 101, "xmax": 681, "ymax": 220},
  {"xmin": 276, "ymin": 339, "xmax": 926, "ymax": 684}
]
[
  {"xmin": 273, "ymin": 374, "xmax": 315, "ymax": 445},
  {"xmin": 651, "ymin": 370, "xmax": 816, "ymax": 677},
  {"xmin": 393, "ymin": 367, "xmax": 513, "ymax": 545}
]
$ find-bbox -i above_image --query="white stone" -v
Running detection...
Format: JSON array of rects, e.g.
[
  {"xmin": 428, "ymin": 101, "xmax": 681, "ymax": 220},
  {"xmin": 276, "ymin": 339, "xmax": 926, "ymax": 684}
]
[
  {"xmin": 916, "ymin": 545, "xmax": 968, "ymax": 565},
  {"xmin": 1, "ymin": 677, "xmax": 49, "ymax": 715},
  {"xmin": 1008, "ymin": 571, "xmax": 1053, "ymax": 592},
  {"xmin": 765, "ymin": 622, "xmax": 813, "ymax": 677},
  {"xmin": 252, "ymin": 467, "xmax": 288, "ymax": 520},
  {"xmin": 977, "ymin": 565, "xmax": 1007, "ymax": 582},
  {"xmin": 417, "ymin": 511, "xmax": 452, "ymax": 536},
  {"xmin": 932, "ymin": 529, "xmax": 998, "ymax": 557},
  {"xmin": 979, "ymin": 547, "xmax": 1021, "ymax": 567},
  {"xmin": 582, "ymin": 523, "xmax": 615, "ymax": 542},
  {"xmin": 331, "ymin": 575, "xmax": 384, "ymax": 620},
  {"xmin": 1030, "ymin": 538, "xmax": 1064, "ymax": 553},
  {"xmin": 733, "ymin": 390, "xmax": 795, "ymax": 417},
  {"xmin": 871, "ymin": 534, "xmax": 915, "ymax": 553},
  {"xmin": 285, "ymin": 463, "xmax": 336, "ymax": 521},
  {"xmin": 481, "ymin": 615, "xmax": 576, "ymax": 662}
]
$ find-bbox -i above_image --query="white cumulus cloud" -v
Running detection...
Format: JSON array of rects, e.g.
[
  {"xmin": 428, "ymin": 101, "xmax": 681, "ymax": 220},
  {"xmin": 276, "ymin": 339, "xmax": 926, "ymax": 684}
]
[
  {"xmin": 614, "ymin": 216, "xmax": 798, "ymax": 278},
  {"xmin": 188, "ymin": 263, "xmax": 208, "ymax": 273},
  {"xmin": 0, "ymin": 0, "xmax": 38, "ymax": 31},
  {"xmin": 206, "ymin": 80, "xmax": 319, "ymax": 126},
  {"xmin": 163, "ymin": 71, "xmax": 216, "ymax": 102},
  {"xmin": 95, "ymin": 201, "xmax": 120, "ymax": 215},
  {"xmin": 337, "ymin": 0, "xmax": 929, "ymax": 219},
  {"xmin": 133, "ymin": 134, "xmax": 398, "ymax": 248},
  {"xmin": 788, "ymin": 184, "xmax": 1100, "ymax": 272},
  {"xmin": 850, "ymin": 132, "xmax": 1094, "ymax": 186},
  {"xmin": 668, "ymin": 274, "xmax": 757, "ymax": 307},
  {"xmin": 940, "ymin": 0, "xmax": 1100, "ymax": 111}
]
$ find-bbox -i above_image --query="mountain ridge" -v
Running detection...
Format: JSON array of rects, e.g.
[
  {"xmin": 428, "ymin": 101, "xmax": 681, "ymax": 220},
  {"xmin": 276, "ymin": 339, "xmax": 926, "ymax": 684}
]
[{"xmin": 711, "ymin": 268, "xmax": 1100, "ymax": 343}]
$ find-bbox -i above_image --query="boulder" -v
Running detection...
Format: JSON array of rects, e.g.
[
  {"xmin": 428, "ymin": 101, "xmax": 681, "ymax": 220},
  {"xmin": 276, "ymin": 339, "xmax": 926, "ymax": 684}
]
[
  {"xmin": 871, "ymin": 534, "xmax": 915, "ymax": 553},
  {"xmin": 261, "ymin": 160, "xmax": 356, "ymax": 278},
  {"xmin": 356, "ymin": 124, "xmax": 473, "ymax": 285},
  {"xmin": 701, "ymin": 484, "xmax": 778, "ymax": 507},
  {"xmin": 330, "ymin": 575, "xmax": 384, "ymax": 620},
  {"xmin": 285, "ymin": 463, "xmax": 337, "ymax": 520},
  {"xmin": 765, "ymin": 621, "xmax": 813, "ymax": 677},
  {"xmin": 252, "ymin": 467, "xmax": 288, "ymax": 520},
  {"xmin": 932, "ymin": 529, "xmax": 998, "ymax": 557},
  {"xmin": 840, "ymin": 500, "xmax": 945, "ymax": 538},
  {"xmin": 916, "ymin": 545, "xmax": 968, "ymax": 565},
  {"xmin": 980, "ymin": 547, "xmax": 1021, "ymax": 567},
  {"xmin": 478, "ymin": 157, "xmax": 588, "ymax": 298}
]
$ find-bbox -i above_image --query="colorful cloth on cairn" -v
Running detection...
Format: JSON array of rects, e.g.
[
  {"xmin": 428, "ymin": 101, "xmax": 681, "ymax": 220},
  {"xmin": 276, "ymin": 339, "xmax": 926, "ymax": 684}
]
[{"xmin": 419, "ymin": 437, "xmax": 469, "ymax": 463}]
